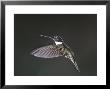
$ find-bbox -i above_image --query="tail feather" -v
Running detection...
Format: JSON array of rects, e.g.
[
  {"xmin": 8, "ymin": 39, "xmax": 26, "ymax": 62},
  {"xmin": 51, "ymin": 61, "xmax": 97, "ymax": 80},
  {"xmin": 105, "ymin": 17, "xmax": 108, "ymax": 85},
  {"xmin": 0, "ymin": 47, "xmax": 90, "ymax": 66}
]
[
  {"xmin": 74, "ymin": 61, "xmax": 80, "ymax": 72},
  {"xmin": 70, "ymin": 58, "xmax": 80, "ymax": 72}
]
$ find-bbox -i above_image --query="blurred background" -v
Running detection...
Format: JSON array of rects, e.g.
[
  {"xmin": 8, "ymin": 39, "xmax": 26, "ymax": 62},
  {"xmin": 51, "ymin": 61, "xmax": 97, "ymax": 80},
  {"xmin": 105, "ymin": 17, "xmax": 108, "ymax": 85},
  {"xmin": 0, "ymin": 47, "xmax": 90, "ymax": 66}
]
[{"xmin": 14, "ymin": 14, "xmax": 97, "ymax": 76}]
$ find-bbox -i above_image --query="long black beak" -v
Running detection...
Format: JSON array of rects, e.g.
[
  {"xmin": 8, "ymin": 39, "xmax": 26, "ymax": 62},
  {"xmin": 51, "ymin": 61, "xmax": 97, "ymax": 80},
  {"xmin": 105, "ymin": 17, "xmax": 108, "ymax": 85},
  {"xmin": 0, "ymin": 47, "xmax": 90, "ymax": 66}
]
[{"xmin": 40, "ymin": 35, "xmax": 55, "ymax": 41}]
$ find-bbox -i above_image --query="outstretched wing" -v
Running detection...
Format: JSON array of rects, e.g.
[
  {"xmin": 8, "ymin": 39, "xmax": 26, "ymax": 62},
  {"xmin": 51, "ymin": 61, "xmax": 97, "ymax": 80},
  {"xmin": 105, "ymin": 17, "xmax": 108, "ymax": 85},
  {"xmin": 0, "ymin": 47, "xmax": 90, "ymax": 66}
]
[{"xmin": 30, "ymin": 45, "xmax": 63, "ymax": 58}]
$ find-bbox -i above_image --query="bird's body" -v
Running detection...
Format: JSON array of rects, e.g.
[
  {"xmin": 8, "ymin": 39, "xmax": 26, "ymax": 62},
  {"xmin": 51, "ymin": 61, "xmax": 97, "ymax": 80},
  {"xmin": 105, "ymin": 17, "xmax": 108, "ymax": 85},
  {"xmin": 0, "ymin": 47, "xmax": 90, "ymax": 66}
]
[{"xmin": 31, "ymin": 35, "xmax": 80, "ymax": 72}]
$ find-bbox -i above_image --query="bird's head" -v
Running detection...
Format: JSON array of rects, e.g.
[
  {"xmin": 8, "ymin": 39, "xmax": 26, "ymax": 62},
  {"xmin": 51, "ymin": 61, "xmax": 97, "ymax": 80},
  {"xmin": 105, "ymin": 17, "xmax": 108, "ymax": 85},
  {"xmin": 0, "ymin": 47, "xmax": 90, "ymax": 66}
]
[
  {"xmin": 53, "ymin": 35, "xmax": 63, "ymax": 42},
  {"xmin": 40, "ymin": 34, "xmax": 64, "ymax": 45},
  {"xmin": 53, "ymin": 35, "xmax": 64, "ymax": 45}
]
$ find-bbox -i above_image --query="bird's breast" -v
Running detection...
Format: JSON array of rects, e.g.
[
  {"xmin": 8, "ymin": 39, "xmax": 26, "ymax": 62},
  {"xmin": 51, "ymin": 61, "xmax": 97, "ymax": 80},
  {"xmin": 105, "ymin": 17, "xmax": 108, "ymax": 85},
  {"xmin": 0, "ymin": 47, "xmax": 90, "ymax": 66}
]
[{"xmin": 56, "ymin": 45, "xmax": 69, "ymax": 56}]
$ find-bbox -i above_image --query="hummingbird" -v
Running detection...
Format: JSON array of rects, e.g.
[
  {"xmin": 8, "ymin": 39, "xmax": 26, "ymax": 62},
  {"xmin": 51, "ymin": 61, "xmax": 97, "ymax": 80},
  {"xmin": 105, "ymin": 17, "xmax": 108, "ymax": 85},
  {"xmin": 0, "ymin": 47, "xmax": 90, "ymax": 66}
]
[{"xmin": 31, "ymin": 35, "xmax": 80, "ymax": 72}]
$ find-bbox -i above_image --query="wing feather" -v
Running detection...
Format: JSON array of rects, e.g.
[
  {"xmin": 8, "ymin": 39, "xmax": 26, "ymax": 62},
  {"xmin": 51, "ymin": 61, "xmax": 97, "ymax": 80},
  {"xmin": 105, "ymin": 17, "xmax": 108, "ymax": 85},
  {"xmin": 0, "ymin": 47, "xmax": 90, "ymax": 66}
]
[{"xmin": 31, "ymin": 45, "xmax": 62, "ymax": 58}]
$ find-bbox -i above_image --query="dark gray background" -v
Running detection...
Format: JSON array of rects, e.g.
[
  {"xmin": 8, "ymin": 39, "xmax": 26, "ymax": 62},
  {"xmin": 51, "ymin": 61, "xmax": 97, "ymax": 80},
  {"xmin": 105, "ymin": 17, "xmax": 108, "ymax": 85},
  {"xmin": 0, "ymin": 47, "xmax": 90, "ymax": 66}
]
[{"xmin": 14, "ymin": 14, "xmax": 97, "ymax": 76}]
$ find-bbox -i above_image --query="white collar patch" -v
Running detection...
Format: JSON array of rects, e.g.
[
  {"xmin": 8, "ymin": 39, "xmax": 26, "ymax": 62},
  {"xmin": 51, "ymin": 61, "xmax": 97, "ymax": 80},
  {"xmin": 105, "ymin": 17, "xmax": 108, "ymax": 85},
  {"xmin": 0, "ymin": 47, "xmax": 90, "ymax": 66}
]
[{"xmin": 55, "ymin": 42, "xmax": 62, "ymax": 45}]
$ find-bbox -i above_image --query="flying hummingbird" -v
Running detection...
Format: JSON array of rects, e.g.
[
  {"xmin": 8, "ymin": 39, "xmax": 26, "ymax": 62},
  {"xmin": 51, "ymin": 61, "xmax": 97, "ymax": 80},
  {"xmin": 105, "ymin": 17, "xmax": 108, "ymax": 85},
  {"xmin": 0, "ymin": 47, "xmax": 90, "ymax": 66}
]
[{"xmin": 31, "ymin": 35, "xmax": 80, "ymax": 72}]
